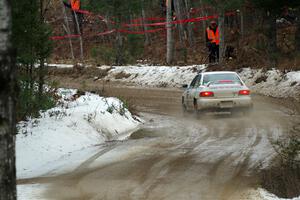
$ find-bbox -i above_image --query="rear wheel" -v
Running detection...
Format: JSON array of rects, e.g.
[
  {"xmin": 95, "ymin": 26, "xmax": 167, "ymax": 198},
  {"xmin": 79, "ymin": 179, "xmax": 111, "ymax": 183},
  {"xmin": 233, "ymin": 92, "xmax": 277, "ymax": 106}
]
[
  {"xmin": 193, "ymin": 99, "xmax": 201, "ymax": 118},
  {"xmin": 182, "ymin": 97, "xmax": 188, "ymax": 115},
  {"xmin": 243, "ymin": 107, "xmax": 253, "ymax": 116},
  {"xmin": 232, "ymin": 107, "xmax": 253, "ymax": 117}
]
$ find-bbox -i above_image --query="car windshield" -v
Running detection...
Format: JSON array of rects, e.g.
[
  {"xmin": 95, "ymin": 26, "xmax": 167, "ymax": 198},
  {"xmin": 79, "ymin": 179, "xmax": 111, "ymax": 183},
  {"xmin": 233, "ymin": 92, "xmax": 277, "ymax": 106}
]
[{"xmin": 202, "ymin": 73, "xmax": 242, "ymax": 86}]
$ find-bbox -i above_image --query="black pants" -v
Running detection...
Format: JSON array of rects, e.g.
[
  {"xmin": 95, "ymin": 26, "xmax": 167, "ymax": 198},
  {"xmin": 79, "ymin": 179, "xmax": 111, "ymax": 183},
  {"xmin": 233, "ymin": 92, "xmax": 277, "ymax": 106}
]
[
  {"xmin": 72, "ymin": 11, "xmax": 83, "ymax": 34},
  {"xmin": 208, "ymin": 43, "xmax": 219, "ymax": 63}
]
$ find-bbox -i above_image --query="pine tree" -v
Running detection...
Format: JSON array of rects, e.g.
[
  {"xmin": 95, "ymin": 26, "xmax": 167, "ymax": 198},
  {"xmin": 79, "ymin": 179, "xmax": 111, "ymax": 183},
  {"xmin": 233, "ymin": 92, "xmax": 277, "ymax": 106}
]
[
  {"xmin": 12, "ymin": 0, "xmax": 52, "ymax": 66},
  {"xmin": 11, "ymin": 0, "xmax": 53, "ymax": 119}
]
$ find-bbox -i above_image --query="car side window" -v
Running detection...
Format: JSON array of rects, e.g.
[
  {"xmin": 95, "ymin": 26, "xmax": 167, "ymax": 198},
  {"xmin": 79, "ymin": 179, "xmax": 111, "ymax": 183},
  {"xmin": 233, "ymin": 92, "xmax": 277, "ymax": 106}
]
[
  {"xmin": 190, "ymin": 75, "xmax": 202, "ymax": 88},
  {"xmin": 195, "ymin": 75, "xmax": 202, "ymax": 87},
  {"xmin": 190, "ymin": 75, "xmax": 199, "ymax": 88},
  {"xmin": 203, "ymin": 75, "xmax": 209, "ymax": 85}
]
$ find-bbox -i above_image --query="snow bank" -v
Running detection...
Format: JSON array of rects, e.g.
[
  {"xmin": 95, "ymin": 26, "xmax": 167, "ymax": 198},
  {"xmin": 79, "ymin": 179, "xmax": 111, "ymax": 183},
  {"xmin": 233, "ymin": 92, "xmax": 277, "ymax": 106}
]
[
  {"xmin": 16, "ymin": 89, "xmax": 140, "ymax": 179},
  {"xmin": 239, "ymin": 68, "xmax": 300, "ymax": 100},
  {"xmin": 104, "ymin": 65, "xmax": 202, "ymax": 87},
  {"xmin": 47, "ymin": 63, "xmax": 73, "ymax": 68},
  {"xmin": 239, "ymin": 188, "xmax": 300, "ymax": 200},
  {"xmin": 258, "ymin": 189, "xmax": 300, "ymax": 200},
  {"xmin": 17, "ymin": 184, "xmax": 49, "ymax": 200},
  {"xmin": 101, "ymin": 65, "xmax": 300, "ymax": 100}
]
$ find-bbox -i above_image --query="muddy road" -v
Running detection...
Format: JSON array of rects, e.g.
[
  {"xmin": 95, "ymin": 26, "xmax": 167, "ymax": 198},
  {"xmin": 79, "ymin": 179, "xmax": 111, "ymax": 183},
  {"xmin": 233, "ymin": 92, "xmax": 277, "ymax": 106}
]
[{"xmin": 20, "ymin": 80, "xmax": 300, "ymax": 200}]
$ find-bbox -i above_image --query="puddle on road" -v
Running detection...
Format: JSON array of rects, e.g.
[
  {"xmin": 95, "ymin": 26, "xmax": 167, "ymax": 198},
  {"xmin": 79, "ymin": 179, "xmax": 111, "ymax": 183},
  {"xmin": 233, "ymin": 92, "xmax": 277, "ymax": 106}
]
[{"xmin": 130, "ymin": 129, "xmax": 162, "ymax": 139}]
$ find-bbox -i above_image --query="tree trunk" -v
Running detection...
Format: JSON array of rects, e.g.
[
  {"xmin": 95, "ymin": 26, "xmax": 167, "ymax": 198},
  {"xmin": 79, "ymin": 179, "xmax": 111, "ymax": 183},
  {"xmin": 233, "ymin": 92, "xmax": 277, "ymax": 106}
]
[
  {"xmin": 29, "ymin": 63, "xmax": 34, "ymax": 90},
  {"xmin": 73, "ymin": 10, "xmax": 84, "ymax": 62},
  {"xmin": 184, "ymin": 0, "xmax": 194, "ymax": 48},
  {"xmin": 0, "ymin": 0, "xmax": 17, "ymax": 199},
  {"xmin": 218, "ymin": 10, "xmax": 225, "ymax": 64},
  {"xmin": 268, "ymin": 13, "xmax": 277, "ymax": 53},
  {"xmin": 296, "ymin": 20, "xmax": 300, "ymax": 51},
  {"xmin": 173, "ymin": 0, "xmax": 185, "ymax": 44},
  {"xmin": 38, "ymin": 59, "xmax": 45, "ymax": 101},
  {"xmin": 166, "ymin": 0, "xmax": 174, "ymax": 64},
  {"xmin": 240, "ymin": 9, "xmax": 244, "ymax": 40},
  {"xmin": 199, "ymin": 0, "xmax": 208, "ymax": 46},
  {"xmin": 61, "ymin": 1, "xmax": 74, "ymax": 59},
  {"xmin": 38, "ymin": 0, "xmax": 46, "ymax": 101},
  {"xmin": 115, "ymin": 31, "xmax": 124, "ymax": 65},
  {"xmin": 141, "ymin": 6, "xmax": 150, "ymax": 45}
]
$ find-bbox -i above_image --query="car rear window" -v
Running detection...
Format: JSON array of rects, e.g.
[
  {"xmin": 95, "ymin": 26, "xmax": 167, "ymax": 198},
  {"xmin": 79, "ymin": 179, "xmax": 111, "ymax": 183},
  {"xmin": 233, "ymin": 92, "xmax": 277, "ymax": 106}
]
[{"xmin": 202, "ymin": 73, "xmax": 242, "ymax": 85}]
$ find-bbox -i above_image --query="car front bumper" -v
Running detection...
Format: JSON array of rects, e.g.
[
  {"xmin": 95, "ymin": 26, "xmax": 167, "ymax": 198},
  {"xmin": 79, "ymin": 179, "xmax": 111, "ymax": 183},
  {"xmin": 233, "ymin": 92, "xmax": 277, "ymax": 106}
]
[{"xmin": 197, "ymin": 96, "xmax": 253, "ymax": 110}]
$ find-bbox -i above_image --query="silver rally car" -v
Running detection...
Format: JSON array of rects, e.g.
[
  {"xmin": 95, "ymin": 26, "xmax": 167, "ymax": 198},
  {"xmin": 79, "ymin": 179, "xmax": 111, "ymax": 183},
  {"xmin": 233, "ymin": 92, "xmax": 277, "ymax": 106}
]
[{"xmin": 182, "ymin": 71, "xmax": 253, "ymax": 114}]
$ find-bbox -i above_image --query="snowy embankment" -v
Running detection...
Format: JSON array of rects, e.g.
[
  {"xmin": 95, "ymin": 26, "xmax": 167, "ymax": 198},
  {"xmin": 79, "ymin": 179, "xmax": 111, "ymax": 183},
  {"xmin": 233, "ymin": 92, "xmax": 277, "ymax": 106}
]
[
  {"xmin": 104, "ymin": 65, "xmax": 199, "ymax": 87},
  {"xmin": 245, "ymin": 189, "xmax": 300, "ymax": 200},
  {"xmin": 17, "ymin": 89, "xmax": 140, "ymax": 179},
  {"xmin": 258, "ymin": 189, "xmax": 300, "ymax": 200},
  {"xmin": 239, "ymin": 68, "xmax": 300, "ymax": 100},
  {"xmin": 102, "ymin": 65, "xmax": 300, "ymax": 100}
]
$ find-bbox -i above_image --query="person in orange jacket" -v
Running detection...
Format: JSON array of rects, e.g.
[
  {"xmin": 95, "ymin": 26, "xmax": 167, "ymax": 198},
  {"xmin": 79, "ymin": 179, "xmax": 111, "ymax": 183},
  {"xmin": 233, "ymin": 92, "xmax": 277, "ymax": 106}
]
[
  {"xmin": 70, "ymin": 0, "xmax": 80, "ymax": 11},
  {"xmin": 206, "ymin": 21, "xmax": 220, "ymax": 63}
]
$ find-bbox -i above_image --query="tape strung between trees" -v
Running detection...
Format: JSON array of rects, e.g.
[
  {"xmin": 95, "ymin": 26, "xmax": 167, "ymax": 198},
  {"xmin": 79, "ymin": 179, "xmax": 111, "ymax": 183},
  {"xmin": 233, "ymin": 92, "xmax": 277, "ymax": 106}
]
[{"xmin": 50, "ymin": 7, "xmax": 237, "ymax": 41}]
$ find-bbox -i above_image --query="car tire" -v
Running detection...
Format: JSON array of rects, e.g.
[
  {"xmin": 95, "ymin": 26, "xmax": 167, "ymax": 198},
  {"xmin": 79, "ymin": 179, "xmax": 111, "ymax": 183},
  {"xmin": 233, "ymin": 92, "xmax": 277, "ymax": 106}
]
[
  {"xmin": 193, "ymin": 99, "xmax": 201, "ymax": 118},
  {"xmin": 182, "ymin": 97, "xmax": 188, "ymax": 115},
  {"xmin": 182, "ymin": 104, "xmax": 188, "ymax": 116},
  {"xmin": 243, "ymin": 107, "xmax": 253, "ymax": 116}
]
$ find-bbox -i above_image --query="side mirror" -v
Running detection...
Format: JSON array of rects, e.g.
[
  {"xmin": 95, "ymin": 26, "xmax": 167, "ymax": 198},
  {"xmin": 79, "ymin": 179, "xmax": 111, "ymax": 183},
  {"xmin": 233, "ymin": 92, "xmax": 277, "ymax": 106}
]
[{"xmin": 182, "ymin": 84, "xmax": 188, "ymax": 89}]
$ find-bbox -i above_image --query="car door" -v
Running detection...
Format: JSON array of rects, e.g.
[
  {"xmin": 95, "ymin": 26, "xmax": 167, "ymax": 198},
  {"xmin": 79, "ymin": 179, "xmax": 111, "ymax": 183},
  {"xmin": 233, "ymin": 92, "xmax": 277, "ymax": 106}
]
[{"xmin": 186, "ymin": 74, "xmax": 201, "ymax": 108}]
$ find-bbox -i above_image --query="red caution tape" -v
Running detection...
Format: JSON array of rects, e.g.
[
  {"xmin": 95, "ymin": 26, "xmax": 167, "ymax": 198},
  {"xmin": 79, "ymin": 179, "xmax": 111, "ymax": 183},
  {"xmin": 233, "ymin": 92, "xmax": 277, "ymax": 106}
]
[
  {"xmin": 70, "ymin": 7, "xmax": 236, "ymax": 28},
  {"xmin": 50, "ymin": 27, "xmax": 169, "ymax": 40},
  {"xmin": 50, "ymin": 34, "xmax": 81, "ymax": 40},
  {"xmin": 123, "ymin": 11, "xmax": 237, "ymax": 28},
  {"xmin": 119, "ymin": 27, "xmax": 167, "ymax": 34},
  {"xmin": 123, "ymin": 15, "xmax": 218, "ymax": 27},
  {"xmin": 73, "ymin": 9, "xmax": 116, "ymax": 24},
  {"xmin": 97, "ymin": 29, "xmax": 116, "ymax": 36},
  {"xmin": 50, "ymin": 7, "xmax": 237, "ymax": 40},
  {"xmin": 131, "ymin": 17, "xmax": 166, "ymax": 23},
  {"xmin": 50, "ymin": 30, "xmax": 116, "ymax": 40}
]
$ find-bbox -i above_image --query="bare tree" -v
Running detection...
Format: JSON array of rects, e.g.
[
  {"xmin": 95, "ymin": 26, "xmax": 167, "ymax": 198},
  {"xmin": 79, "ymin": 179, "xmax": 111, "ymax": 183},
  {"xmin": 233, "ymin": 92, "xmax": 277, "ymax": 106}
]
[
  {"xmin": 142, "ymin": 6, "xmax": 150, "ymax": 45},
  {"xmin": 166, "ymin": 0, "xmax": 174, "ymax": 64},
  {"xmin": 173, "ymin": 0, "xmax": 185, "ymax": 44},
  {"xmin": 184, "ymin": 0, "xmax": 195, "ymax": 48},
  {"xmin": 61, "ymin": 1, "xmax": 75, "ymax": 59},
  {"xmin": 0, "ymin": 0, "xmax": 17, "ymax": 199},
  {"xmin": 73, "ymin": 10, "xmax": 84, "ymax": 61},
  {"xmin": 218, "ymin": 10, "xmax": 225, "ymax": 64}
]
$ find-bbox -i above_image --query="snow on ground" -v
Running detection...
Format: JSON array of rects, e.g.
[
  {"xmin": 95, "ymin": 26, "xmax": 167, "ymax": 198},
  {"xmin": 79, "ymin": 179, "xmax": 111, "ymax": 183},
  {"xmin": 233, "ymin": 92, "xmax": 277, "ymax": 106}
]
[
  {"xmin": 239, "ymin": 68, "xmax": 300, "ymax": 100},
  {"xmin": 258, "ymin": 189, "xmax": 300, "ymax": 200},
  {"xmin": 17, "ymin": 184, "xmax": 50, "ymax": 200},
  {"xmin": 244, "ymin": 188, "xmax": 300, "ymax": 200},
  {"xmin": 47, "ymin": 63, "xmax": 73, "ymax": 68},
  {"xmin": 100, "ymin": 65, "xmax": 300, "ymax": 100},
  {"xmin": 103, "ymin": 65, "xmax": 202, "ymax": 87},
  {"xmin": 17, "ymin": 89, "xmax": 140, "ymax": 179}
]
